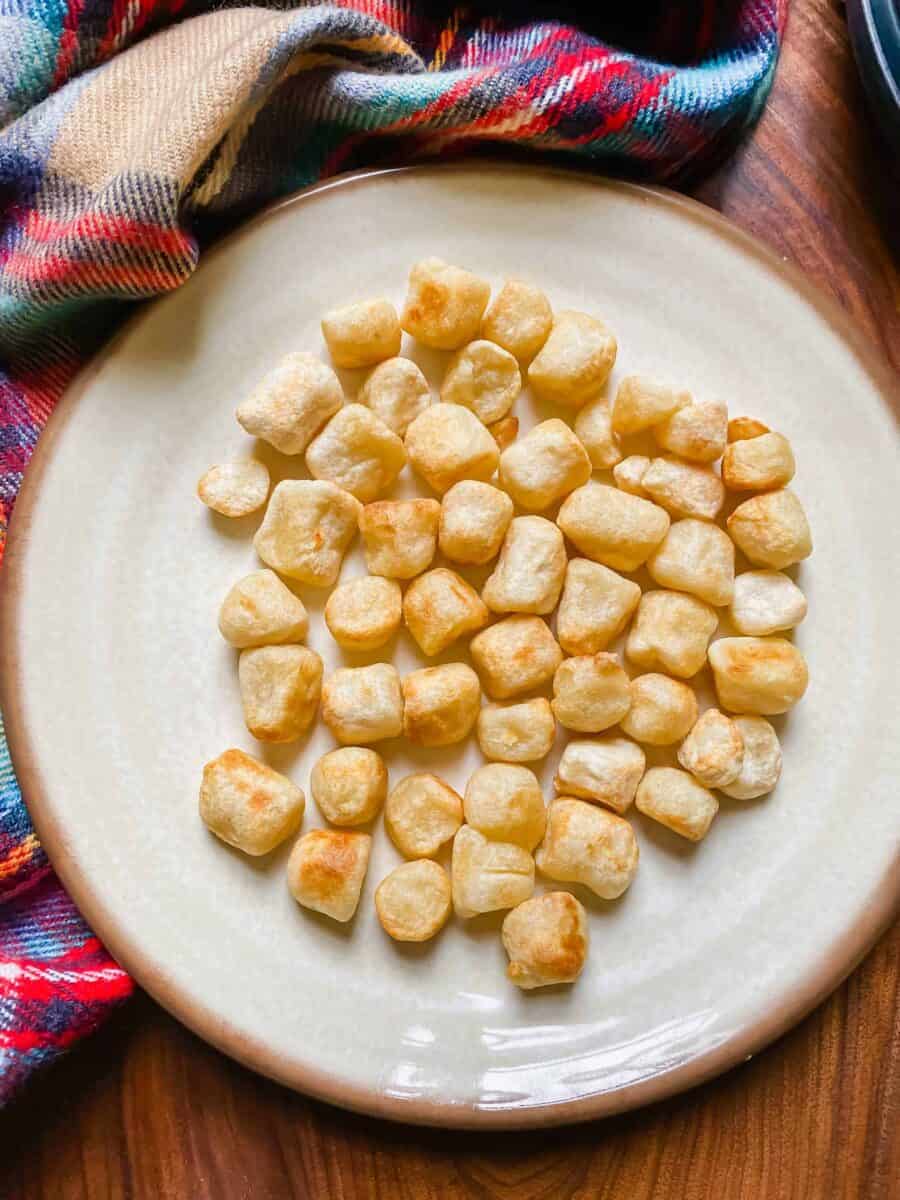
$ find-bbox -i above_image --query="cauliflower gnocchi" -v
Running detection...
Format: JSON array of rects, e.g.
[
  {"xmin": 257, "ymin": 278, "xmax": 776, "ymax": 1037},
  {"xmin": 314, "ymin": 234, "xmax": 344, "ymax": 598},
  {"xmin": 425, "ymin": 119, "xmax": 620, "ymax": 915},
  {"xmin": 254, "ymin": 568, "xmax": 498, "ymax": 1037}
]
[
  {"xmin": 321, "ymin": 298, "xmax": 401, "ymax": 368},
  {"xmin": 635, "ymin": 767, "xmax": 718, "ymax": 842},
  {"xmin": 464, "ymin": 764, "xmax": 547, "ymax": 851},
  {"xmin": 402, "ymin": 567, "xmax": 488, "ymax": 656},
  {"xmin": 502, "ymin": 892, "xmax": 588, "ymax": 989},
  {"xmin": 481, "ymin": 278, "xmax": 553, "ymax": 361},
  {"xmin": 557, "ymin": 482, "xmax": 670, "ymax": 572},
  {"xmin": 476, "ymin": 698, "xmax": 556, "ymax": 763},
  {"xmin": 620, "ymin": 673, "xmax": 698, "ymax": 745},
  {"xmin": 729, "ymin": 570, "xmax": 807, "ymax": 636},
  {"xmin": 310, "ymin": 747, "xmax": 387, "ymax": 826},
  {"xmin": 236, "ymin": 352, "xmax": 342, "ymax": 455},
  {"xmin": 653, "ymin": 400, "xmax": 728, "ymax": 463},
  {"xmin": 470, "ymin": 616, "xmax": 563, "ymax": 700},
  {"xmin": 439, "ymin": 480, "xmax": 513, "ymax": 565},
  {"xmin": 573, "ymin": 397, "xmax": 623, "ymax": 469},
  {"xmin": 625, "ymin": 590, "xmax": 718, "ymax": 678},
  {"xmin": 554, "ymin": 737, "xmax": 645, "ymax": 814},
  {"xmin": 611, "ymin": 376, "xmax": 691, "ymax": 435},
  {"xmin": 287, "ymin": 829, "xmax": 371, "ymax": 922},
  {"xmin": 401, "ymin": 257, "xmax": 490, "ymax": 349},
  {"xmin": 199, "ymin": 749, "xmax": 305, "ymax": 856},
  {"xmin": 385, "ymin": 773, "xmax": 463, "ymax": 859},
  {"xmin": 358, "ymin": 498, "xmax": 441, "ymax": 579},
  {"xmin": 451, "ymin": 825, "xmax": 535, "ymax": 919},
  {"xmin": 528, "ymin": 310, "xmax": 617, "ymax": 407},
  {"xmin": 551, "ymin": 653, "xmax": 632, "ymax": 733},
  {"xmin": 720, "ymin": 716, "xmax": 783, "ymax": 799},
  {"xmin": 238, "ymin": 644, "xmax": 323, "ymax": 743},
  {"xmin": 726, "ymin": 489, "xmax": 813, "ymax": 569},
  {"xmin": 401, "ymin": 663, "xmax": 481, "ymax": 747},
  {"xmin": 324, "ymin": 575, "xmax": 402, "ymax": 651},
  {"xmin": 357, "ymin": 357, "xmax": 431, "ymax": 436},
  {"xmin": 556, "ymin": 558, "xmax": 642, "ymax": 656},
  {"xmin": 197, "ymin": 460, "xmax": 269, "ymax": 517},
  {"xmin": 405, "ymin": 403, "xmax": 499, "ymax": 495},
  {"xmin": 708, "ymin": 637, "xmax": 809, "ymax": 715},
  {"xmin": 613, "ymin": 454, "xmax": 651, "ymax": 497},
  {"xmin": 722, "ymin": 431, "xmax": 795, "ymax": 491},
  {"xmin": 306, "ymin": 404, "xmax": 406, "ymax": 503},
  {"xmin": 321, "ymin": 663, "xmax": 404, "ymax": 744},
  {"xmin": 536, "ymin": 798, "xmax": 639, "ymax": 899},
  {"xmin": 641, "ymin": 456, "xmax": 725, "ymax": 521},
  {"xmin": 498, "ymin": 419, "xmax": 591, "ymax": 511},
  {"xmin": 254, "ymin": 479, "xmax": 361, "ymax": 587},
  {"xmin": 218, "ymin": 569, "xmax": 308, "ymax": 649},
  {"xmin": 676, "ymin": 708, "xmax": 744, "ymax": 789},
  {"xmin": 647, "ymin": 518, "xmax": 735, "ymax": 606},
  {"xmin": 375, "ymin": 860, "xmax": 451, "ymax": 942},
  {"xmin": 441, "ymin": 339, "xmax": 521, "ymax": 423},
  {"xmin": 482, "ymin": 516, "xmax": 567, "ymax": 615}
]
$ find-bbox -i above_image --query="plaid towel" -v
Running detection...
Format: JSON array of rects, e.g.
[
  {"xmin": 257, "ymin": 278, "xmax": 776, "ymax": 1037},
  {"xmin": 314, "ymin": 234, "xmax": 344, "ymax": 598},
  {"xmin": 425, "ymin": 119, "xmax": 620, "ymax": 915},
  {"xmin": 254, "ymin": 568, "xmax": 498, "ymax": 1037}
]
[{"xmin": 0, "ymin": 0, "xmax": 787, "ymax": 1102}]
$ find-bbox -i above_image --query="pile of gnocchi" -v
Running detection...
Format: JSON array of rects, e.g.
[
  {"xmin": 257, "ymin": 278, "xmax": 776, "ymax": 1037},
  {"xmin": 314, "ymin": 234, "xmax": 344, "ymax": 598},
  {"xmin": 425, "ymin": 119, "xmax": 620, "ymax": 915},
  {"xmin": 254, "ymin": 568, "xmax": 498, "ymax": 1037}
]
[{"xmin": 197, "ymin": 257, "xmax": 811, "ymax": 990}]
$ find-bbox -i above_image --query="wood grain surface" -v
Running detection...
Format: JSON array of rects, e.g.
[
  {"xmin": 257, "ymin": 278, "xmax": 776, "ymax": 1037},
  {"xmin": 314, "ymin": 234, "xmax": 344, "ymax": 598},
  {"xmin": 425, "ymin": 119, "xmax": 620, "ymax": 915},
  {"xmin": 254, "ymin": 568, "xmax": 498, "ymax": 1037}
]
[{"xmin": 2, "ymin": 1, "xmax": 898, "ymax": 1196}]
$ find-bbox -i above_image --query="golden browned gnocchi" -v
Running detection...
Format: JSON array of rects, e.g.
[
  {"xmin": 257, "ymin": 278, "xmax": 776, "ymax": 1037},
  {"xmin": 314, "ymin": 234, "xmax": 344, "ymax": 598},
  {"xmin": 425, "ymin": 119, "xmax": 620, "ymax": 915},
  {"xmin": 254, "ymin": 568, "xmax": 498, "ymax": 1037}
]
[
  {"xmin": 481, "ymin": 278, "xmax": 553, "ymax": 361},
  {"xmin": 451, "ymin": 825, "xmax": 535, "ymax": 919},
  {"xmin": 358, "ymin": 498, "xmax": 441, "ymax": 579},
  {"xmin": 401, "ymin": 663, "xmax": 481, "ymax": 747},
  {"xmin": 464, "ymin": 764, "xmax": 546, "ymax": 851},
  {"xmin": 310, "ymin": 746, "xmax": 388, "ymax": 826},
  {"xmin": 324, "ymin": 575, "xmax": 402, "ymax": 651},
  {"xmin": 404, "ymin": 403, "xmax": 499, "ymax": 495},
  {"xmin": 489, "ymin": 414, "xmax": 519, "ymax": 451},
  {"xmin": 551, "ymin": 653, "xmax": 632, "ymax": 733},
  {"xmin": 375, "ymin": 860, "xmax": 452, "ymax": 942},
  {"xmin": 476, "ymin": 698, "xmax": 556, "ymax": 763},
  {"xmin": 557, "ymin": 481, "xmax": 670, "ymax": 572},
  {"xmin": 287, "ymin": 829, "xmax": 371, "ymax": 922},
  {"xmin": 728, "ymin": 416, "xmax": 769, "ymax": 442},
  {"xmin": 470, "ymin": 616, "xmax": 563, "ymax": 699},
  {"xmin": 400, "ymin": 257, "xmax": 491, "ymax": 350},
  {"xmin": 481, "ymin": 515, "xmax": 567, "ymax": 615},
  {"xmin": 321, "ymin": 298, "xmax": 401, "ymax": 369},
  {"xmin": 647, "ymin": 517, "xmax": 735, "ymax": 606},
  {"xmin": 498, "ymin": 419, "xmax": 591, "ymax": 511},
  {"xmin": 197, "ymin": 460, "xmax": 269, "ymax": 518},
  {"xmin": 619, "ymin": 673, "xmax": 698, "ymax": 745},
  {"xmin": 238, "ymin": 644, "xmax": 323, "ymax": 743},
  {"xmin": 653, "ymin": 399, "xmax": 728, "ymax": 463},
  {"xmin": 726, "ymin": 489, "xmax": 812, "ymax": 569},
  {"xmin": 305, "ymin": 403, "xmax": 406, "ymax": 503},
  {"xmin": 729, "ymin": 570, "xmax": 807, "ymax": 636},
  {"xmin": 441, "ymin": 339, "xmax": 521, "ymax": 423},
  {"xmin": 385, "ymin": 773, "xmax": 463, "ymax": 859},
  {"xmin": 254, "ymin": 479, "xmax": 361, "ymax": 587},
  {"xmin": 502, "ymin": 892, "xmax": 588, "ymax": 989},
  {"xmin": 573, "ymin": 397, "xmax": 623, "ymax": 469},
  {"xmin": 536, "ymin": 797, "xmax": 639, "ymax": 899},
  {"xmin": 554, "ymin": 736, "xmax": 645, "ymax": 814},
  {"xmin": 719, "ymin": 716, "xmax": 782, "ymax": 799},
  {"xmin": 199, "ymin": 748, "xmax": 305, "ymax": 856},
  {"xmin": 321, "ymin": 662, "xmax": 404, "ymax": 744},
  {"xmin": 641, "ymin": 456, "xmax": 725, "ymax": 521},
  {"xmin": 708, "ymin": 637, "xmax": 808, "ymax": 715},
  {"xmin": 611, "ymin": 375, "xmax": 691, "ymax": 435},
  {"xmin": 357, "ymin": 356, "xmax": 431, "ymax": 436},
  {"xmin": 402, "ymin": 567, "xmax": 489, "ymax": 656},
  {"xmin": 635, "ymin": 767, "xmax": 718, "ymax": 842},
  {"xmin": 218, "ymin": 569, "xmax": 309, "ymax": 649},
  {"xmin": 722, "ymin": 431, "xmax": 795, "ymax": 491},
  {"xmin": 612, "ymin": 454, "xmax": 651, "ymax": 497},
  {"xmin": 528, "ymin": 310, "xmax": 617, "ymax": 407},
  {"xmin": 556, "ymin": 558, "xmax": 642, "ymax": 656},
  {"xmin": 625, "ymin": 590, "xmax": 718, "ymax": 678},
  {"xmin": 676, "ymin": 708, "xmax": 744, "ymax": 789},
  {"xmin": 438, "ymin": 479, "xmax": 513, "ymax": 565},
  {"xmin": 236, "ymin": 352, "xmax": 342, "ymax": 455}
]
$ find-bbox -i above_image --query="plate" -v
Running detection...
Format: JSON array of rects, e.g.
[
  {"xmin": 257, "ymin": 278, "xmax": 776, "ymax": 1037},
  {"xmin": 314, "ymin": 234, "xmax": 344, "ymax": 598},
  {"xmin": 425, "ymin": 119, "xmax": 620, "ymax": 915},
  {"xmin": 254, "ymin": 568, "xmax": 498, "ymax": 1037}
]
[{"xmin": 2, "ymin": 165, "xmax": 898, "ymax": 1129}]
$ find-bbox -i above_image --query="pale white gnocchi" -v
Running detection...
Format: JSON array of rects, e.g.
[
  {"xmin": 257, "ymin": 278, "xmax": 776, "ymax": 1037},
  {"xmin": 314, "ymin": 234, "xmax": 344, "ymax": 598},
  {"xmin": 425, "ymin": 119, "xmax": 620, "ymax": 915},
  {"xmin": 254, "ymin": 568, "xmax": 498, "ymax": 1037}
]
[
  {"xmin": 385, "ymin": 773, "xmax": 463, "ymax": 859},
  {"xmin": 726, "ymin": 489, "xmax": 812, "ymax": 569},
  {"xmin": 653, "ymin": 399, "xmax": 728, "ymax": 463},
  {"xmin": 218, "ymin": 569, "xmax": 308, "ymax": 649},
  {"xmin": 321, "ymin": 298, "xmax": 401, "ymax": 369},
  {"xmin": 729, "ymin": 570, "xmax": 807, "ymax": 636},
  {"xmin": 647, "ymin": 518, "xmax": 735, "ymax": 607},
  {"xmin": 476, "ymin": 698, "xmax": 556, "ymax": 763},
  {"xmin": 470, "ymin": 616, "xmax": 563, "ymax": 699},
  {"xmin": 625, "ymin": 590, "xmax": 718, "ymax": 678},
  {"xmin": 324, "ymin": 574, "xmax": 402, "ymax": 651},
  {"xmin": 451, "ymin": 825, "xmax": 535, "ymax": 919},
  {"xmin": 400, "ymin": 257, "xmax": 491, "ymax": 350},
  {"xmin": 238, "ymin": 644, "xmax": 323, "ymax": 743},
  {"xmin": 676, "ymin": 708, "xmax": 744, "ymax": 789},
  {"xmin": 554, "ymin": 736, "xmax": 645, "ymax": 815},
  {"xmin": 199, "ymin": 749, "xmax": 305, "ymax": 856},
  {"xmin": 481, "ymin": 278, "xmax": 553, "ymax": 361},
  {"xmin": 641, "ymin": 456, "xmax": 725, "ymax": 521},
  {"xmin": 405, "ymin": 403, "xmax": 499, "ymax": 495},
  {"xmin": 551, "ymin": 653, "xmax": 632, "ymax": 733},
  {"xmin": 197, "ymin": 460, "xmax": 269, "ymax": 518},
  {"xmin": 528, "ymin": 310, "xmax": 617, "ymax": 407},
  {"xmin": 375, "ymin": 860, "xmax": 452, "ymax": 942},
  {"xmin": 464, "ymin": 764, "xmax": 547, "ymax": 851},
  {"xmin": 556, "ymin": 558, "xmax": 642, "ymax": 657},
  {"xmin": 310, "ymin": 747, "xmax": 388, "ymax": 826},
  {"xmin": 619, "ymin": 672, "xmax": 698, "ymax": 746},
  {"xmin": 482, "ymin": 515, "xmax": 567, "ymax": 615},
  {"xmin": 254, "ymin": 479, "xmax": 361, "ymax": 587},
  {"xmin": 573, "ymin": 397, "xmax": 623, "ymax": 469},
  {"xmin": 402, "ymin": 567, "xmax": 488, "ymax": 656},
  {"xmin": 236, "ymin": 352, "xmax": 342, "ymax": 455},
  {"xmin": 719, "ymin": 716, "xmax": 783, "ymax": 799},
  {"xmin": 306, "ymin": 403, "xmax": 406, "ymax": 503},
  {"xmin": 401, "ymin": 662, "xmax": 481, "ymax": 747},
  {"xmin": 498, "ymin": 419, "xmax": 591, "ymax": 511},
  {"xmin": 722, "ymin": 431, "xmax": 795, "ymax": 491},
  {"xmin": 635, "ymin": 767, "xmax": 718, "ymax": 842},
  {"xmin": 441, "ymin": 339, "xmax": 521, "ymax": 423},
  {"xmin": 536, "ymin": 797, "xmax": 639, "ymax": 899},
  {"xmin": 358, "ymin": 498, "xmax": 441, "ymax": 579},
  {"xmin": 321, "ymin": 663, "xmax": 404, "ymax": 744},
  {"xmin": 438, "ymin": 479, "xmax": 513, "ymax": 565},
  {"xmin": 611, "ymin": 375, "xmax": 691, "ymax": 435},
  {"xmin": 557, "ymin": 481, "xmax": 670, "ymax": 573},
  {"xmin": 708, "ymin": 637, "xmax": 809, "ymax": 715},
  {"xmin": 357, "ymin": 356, "xmax": 431, "ymax": 436}
]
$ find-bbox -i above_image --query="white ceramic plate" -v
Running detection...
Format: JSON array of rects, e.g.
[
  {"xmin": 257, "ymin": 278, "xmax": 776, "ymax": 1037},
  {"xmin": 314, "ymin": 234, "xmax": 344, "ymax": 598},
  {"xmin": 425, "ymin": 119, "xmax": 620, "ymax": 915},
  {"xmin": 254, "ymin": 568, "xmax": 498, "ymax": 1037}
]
[{"xmin": 3, "ymin": 165, "xmax": 898, "ymax": 1129}]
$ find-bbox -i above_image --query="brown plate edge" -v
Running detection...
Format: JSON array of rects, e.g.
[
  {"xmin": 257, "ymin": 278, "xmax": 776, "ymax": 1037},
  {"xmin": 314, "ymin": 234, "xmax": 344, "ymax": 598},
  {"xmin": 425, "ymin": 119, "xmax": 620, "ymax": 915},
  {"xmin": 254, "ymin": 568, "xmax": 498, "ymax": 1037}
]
[{"xmin": 1, "ymin": 162, "xmax": 898, "ymax": 1130}]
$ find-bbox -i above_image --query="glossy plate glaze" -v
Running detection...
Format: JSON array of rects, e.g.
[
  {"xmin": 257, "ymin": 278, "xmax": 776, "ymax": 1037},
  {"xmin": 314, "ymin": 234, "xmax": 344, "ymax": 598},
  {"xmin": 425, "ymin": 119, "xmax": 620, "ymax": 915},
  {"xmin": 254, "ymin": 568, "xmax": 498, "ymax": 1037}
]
[{"xmin": 2, "ymin": 166, "xmax": 898, "ymax": 1128}]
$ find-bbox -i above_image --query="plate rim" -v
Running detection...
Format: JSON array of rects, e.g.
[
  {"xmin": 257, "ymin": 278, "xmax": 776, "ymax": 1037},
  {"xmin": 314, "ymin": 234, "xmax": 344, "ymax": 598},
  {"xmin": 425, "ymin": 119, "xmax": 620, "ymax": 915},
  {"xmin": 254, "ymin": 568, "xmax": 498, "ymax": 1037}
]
[{"xmin": 1, "ymin": 162, "xmax": 898, "ymax": 1129}]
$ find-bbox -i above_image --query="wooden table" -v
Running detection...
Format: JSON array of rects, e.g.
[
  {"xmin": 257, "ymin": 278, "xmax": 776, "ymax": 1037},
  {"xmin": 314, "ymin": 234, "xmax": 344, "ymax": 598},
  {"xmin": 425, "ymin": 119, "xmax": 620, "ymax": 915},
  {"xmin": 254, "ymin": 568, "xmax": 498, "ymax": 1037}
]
[{"xmin": 3, "ymin": 2, "xmax": 898, "ymax": 1195}]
